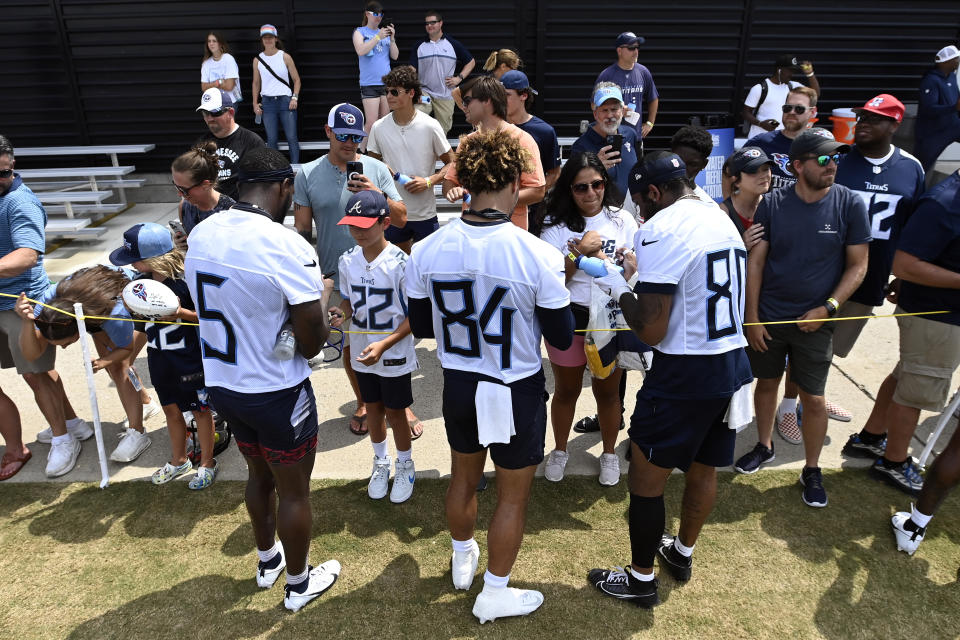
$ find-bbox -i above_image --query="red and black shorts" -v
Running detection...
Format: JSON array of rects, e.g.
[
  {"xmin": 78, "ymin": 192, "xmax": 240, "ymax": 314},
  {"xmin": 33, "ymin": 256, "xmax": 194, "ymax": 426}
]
[{"xmin": 208, "ymin": 379, "xmax": 318, "ymax": 465}]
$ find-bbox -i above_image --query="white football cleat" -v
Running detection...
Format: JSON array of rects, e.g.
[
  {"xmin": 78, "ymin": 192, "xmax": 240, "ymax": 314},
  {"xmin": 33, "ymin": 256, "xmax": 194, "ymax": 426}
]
[
  {"xmin": 472, "ymin": 585, "xmax": 544, "ymax": 624},
  {"xmin": 451, "ymin": 541, "xmax": 480, "ymax": 590},
  {"xmin": 891, "ymin": 511, "xmax": 926, "ymax": 555}
]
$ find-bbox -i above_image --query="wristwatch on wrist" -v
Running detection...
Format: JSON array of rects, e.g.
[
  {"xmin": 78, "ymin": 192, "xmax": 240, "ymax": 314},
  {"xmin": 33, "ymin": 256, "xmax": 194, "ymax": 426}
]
[
  {"xmin": 290, "ymin": 94, "xmax": 298, "ymax": 100},
  {"xmin": 824, "ymin": 297, "xmax": 839, "ymax": 317},
  {"xmin": 645, "ymin": 120, "xmax": 654, "ymax": 128}
]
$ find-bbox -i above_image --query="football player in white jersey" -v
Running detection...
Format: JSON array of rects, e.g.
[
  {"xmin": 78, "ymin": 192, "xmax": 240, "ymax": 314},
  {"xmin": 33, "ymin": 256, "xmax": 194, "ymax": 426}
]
[
  {"xmin": 587, "ymin": 152, "xmax": 753, "ymax": 607},
  {"xmin": 184, "ymin": 147, "xmax": 340, "ymax": 612},
  {"xmin": 406, "ymin": 129, "xmax": 574, "ymax": 623},
  {"xmin": 333, "ymin": 190, "xmax": 419, "ymax": 504}
]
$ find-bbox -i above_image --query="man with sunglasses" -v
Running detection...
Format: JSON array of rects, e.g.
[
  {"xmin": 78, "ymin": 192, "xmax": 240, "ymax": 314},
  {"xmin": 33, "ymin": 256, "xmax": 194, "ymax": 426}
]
[
  {"xmin": 197, "ymin": 88, "xmax": 264, "ymax": 200},
  {"xmin": 736, "ymin": 129, "xmax": 870, "ymax": 509},
  {"xmin": 294, "ymin": 103, "xmax": 406, "ymax": 437},
  {"xmin": 743, "ymin": 55, "xmax": 820, "ymax": 140},
  {"xmin": 594, "ymin": 32, "xmax": 659, "ymax": 139},
  {"xmin": 411, "ymin": 9, "xmax": 475, "ymax": 136},
  {"xmin": 745, "ymin": 86, "xmax": 818, "ymax": 190}
]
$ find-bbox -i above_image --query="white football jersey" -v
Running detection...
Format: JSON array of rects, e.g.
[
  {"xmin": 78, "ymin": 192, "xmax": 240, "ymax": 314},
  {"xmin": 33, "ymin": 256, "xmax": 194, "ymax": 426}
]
[
  {"xmin": 185, "ymin": 206, "xmax": 324, "ymax": 393},
  {"xmin": 633, "ymin": 197, "xmax": 747, "ymax": 355},
  {"xmin": 339, "ymin": 244, "xmax": 418, "ymax": 376},
  {"xmin": 406, "ymin": 218, "xmax": 570, "ymax": 383}
]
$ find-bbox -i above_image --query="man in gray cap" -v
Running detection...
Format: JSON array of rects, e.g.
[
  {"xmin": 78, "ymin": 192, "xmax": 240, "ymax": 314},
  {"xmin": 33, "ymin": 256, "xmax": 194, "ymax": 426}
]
[
  {"xmin": 593, "ymin": 32, "xmax": 659, "ymax": 139},
  {"xmin": 915, "ymin": 45, "xmax": 960, "ymax": 174}
]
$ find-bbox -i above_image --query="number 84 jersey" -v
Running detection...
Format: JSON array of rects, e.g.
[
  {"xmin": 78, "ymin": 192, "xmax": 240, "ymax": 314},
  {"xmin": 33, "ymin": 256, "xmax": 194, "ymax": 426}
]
[
  {"xmin": 338, "ymin": 244, "xmax": 418, "ymax": 376},
  {"xmin": 634, "ymin": 198, "xmax": 748, "ymax": 355}
]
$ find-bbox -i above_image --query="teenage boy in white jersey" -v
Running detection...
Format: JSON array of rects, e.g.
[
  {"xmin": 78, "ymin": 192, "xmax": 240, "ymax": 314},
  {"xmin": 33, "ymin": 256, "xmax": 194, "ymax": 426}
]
[
  {"xmin": 587, "ymin": 152, "xmax": 753, "ymax": 608},
  {"xmin": 332, "ymin": 190, "xmax": 418, "ymax": 504},
  {"xmin": 184, "ymin": 147, "xmax": 339, "ymax": 612},
  {"xmin": 406, "ymin": 129, "xmax": 574, "ymax": 623}
]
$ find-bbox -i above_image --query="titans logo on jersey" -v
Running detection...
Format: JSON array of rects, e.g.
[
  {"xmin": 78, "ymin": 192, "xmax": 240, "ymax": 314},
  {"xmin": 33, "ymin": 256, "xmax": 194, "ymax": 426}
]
[
  {"xmin": 744, "ymin": 131, "xmax": 796, "ymax": 190},
  {"xmin": 836, "ymin": 146, "xmax": 925, "ymax": 306}
]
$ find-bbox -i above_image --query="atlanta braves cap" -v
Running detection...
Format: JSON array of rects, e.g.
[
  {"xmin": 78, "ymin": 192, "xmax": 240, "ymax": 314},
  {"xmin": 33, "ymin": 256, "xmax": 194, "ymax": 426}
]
[
  {"xmin": 628, "ymin": 153, "xmax": 687, "ymax": 194},
  {"xmin": 853, "ymin": 94, "xmax": 904, "ymax": 123},
  {"xmin": 339, "ymin": 190, "xmax": 388, "ymax": 228},
  {"xmin": 789, "ymin": 127, "xmax": 850, "ymax": 159},
  {"xmin": 327, "ymin": 103, "xmax": 366, "ymax": 137}
]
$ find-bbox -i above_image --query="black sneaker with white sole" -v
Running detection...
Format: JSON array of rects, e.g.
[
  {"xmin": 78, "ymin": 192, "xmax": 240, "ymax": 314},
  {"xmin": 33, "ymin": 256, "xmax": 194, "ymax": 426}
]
[
  {"xmin": 800, "ymin": 466, "xmax": 828, "ymax": 508},
  {"xmin": 587, "ymin": 566, "xmax": 659, "ymax": 608},
  {"xmin": 656, "ymin": 535, "xmax": 692, "ymax": 582},
  {"xmin": 734, "ymin": 442, "xmax": 775, "ymax": 474},
  {"xmin": 841, "ymin": 432, "xmax": 887, "ymax": 459}
]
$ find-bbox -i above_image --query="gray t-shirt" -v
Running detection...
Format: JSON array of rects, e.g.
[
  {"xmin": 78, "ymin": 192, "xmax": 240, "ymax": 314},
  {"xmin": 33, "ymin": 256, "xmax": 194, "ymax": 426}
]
[
  {"xmin": 755, "ymin": 184, "xmax": 871, "ymax": 321},
  {"xmin": 293, "ymin": 154, "xmax": 402, "ymax": 287}
]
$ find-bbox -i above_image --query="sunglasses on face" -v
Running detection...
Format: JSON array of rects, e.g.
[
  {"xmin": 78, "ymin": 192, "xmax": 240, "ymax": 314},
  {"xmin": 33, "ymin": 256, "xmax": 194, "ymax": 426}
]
[
  {"xmin": 334, "ymin": 133, "xmax": 365, "ymax": 144},
  {"xmin": 803, "ymin": 153, "xmax": 842, "ymax": 167},
  {"xmin": 782, "ymin": 104, "xmax": 810, "ymax": 114},
  {"xmin": 203, "ymin": 109, "xmax": 229, "ymax": 117},
  {"xmin": 572, "ymin": 179, "xmax": 605, "ymax": 193},
  {"xmin": 462, "ymin": 95, "xmax": 477, "ymax": 107},
  {"xmin": 621, "ymin": 46, "xmax": 639, "ymax": 51},
  {"xmin": 172, "ymin": 180, "xmax": 204, "ymax": 196},
  {"xmin": 386, "ymin": 88, "xmax": 405, "ymax": 97},
  {"xmin": 424, "ymin": 20, "xmax": 440, "ymax": 25},
  {"xmin": 367, "ymin": 11, "xmax": 383, "ymax": 17},
  {"xmin": 856, "ymin": 113, "xmax": 893, "ymax": 125},
  {"xmin": 0, "ymin": 169, "xmax": 13, "ymax": 179}
]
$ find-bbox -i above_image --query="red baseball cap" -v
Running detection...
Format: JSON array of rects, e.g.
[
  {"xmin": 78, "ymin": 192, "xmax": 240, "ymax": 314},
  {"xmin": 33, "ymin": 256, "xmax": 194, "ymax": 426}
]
[{"xmin": 853, "ymin": 94, "xmax": 904, "ymax": 123}]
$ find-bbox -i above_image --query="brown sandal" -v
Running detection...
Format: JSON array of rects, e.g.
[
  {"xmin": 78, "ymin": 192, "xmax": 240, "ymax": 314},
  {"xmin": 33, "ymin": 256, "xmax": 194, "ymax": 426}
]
[
  {"xmin": 0, "ymin": 449, "xmax": 32, "ymax": 481},
  {"xmin": 349, "ymin": 414, "xmax": 368, "ymax": 436}
]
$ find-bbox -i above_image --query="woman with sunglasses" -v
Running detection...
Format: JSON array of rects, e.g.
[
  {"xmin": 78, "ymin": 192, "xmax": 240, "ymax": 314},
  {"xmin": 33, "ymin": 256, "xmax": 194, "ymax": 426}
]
[
  {"xmin": 353, "ymin": 2, "xmax": 399, "ymax": 142},
  {"xmin": 537, "ymin": 152, "xmax": 637, "ymax": 486},
  {"xmin": 170, "ymin": 143, "xmax": 236, "ymax": 248},
  {"xmin": 252, "ymin": 24, "xmax": 301, "ymax": 164},
  {"xmin": 201, "ymin": 32, "xmax": 241, "ymax": 105}
]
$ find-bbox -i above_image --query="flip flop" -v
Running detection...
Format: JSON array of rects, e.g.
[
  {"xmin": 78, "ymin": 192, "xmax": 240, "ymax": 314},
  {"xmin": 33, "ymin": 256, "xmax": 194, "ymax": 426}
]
[
  {"xmin": 0, "ymin": 449, "xmax": 32, "ymax": 481},
  {"xmin": 349, "ymin": 413, "xmax": 368, "ymax": 436},
  {"xmin": 409, "ymin": 419, "xmax": 424, "ymax": 441}
]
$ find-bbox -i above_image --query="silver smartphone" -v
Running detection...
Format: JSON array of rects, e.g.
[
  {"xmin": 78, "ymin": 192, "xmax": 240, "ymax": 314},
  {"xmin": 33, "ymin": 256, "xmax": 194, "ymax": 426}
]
[{"xmin": 168, "ymin": 220, "xmax": 185, "ymax": 236}]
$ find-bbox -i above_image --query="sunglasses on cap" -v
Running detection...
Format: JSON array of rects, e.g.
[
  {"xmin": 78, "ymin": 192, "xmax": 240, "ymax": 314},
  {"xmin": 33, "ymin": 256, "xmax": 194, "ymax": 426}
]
[
  {"xmin": 572, "ymin": 179, "xmax": 605, "ymax": 193},
  {"xmin": 203, "ymin": 108, "xmax": 229, "ymax": 117},
  {"xmin": 0, "ymin": 169, "xmax": 13, "ymax": 179},
  {"xmin": 802, "ymin": 153, "xmax": 842, "ymax": 167},
  {"xmin": 334, "ymin": 133, "xmax": 365, "ymax": 144},
  {"xmin": 781, "ymin": 104, "xmax": 810, "ymax": 114}
]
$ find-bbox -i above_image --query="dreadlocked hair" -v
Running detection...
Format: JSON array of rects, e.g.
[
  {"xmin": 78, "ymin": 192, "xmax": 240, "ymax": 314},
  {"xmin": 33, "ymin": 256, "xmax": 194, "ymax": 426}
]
[
  {"xmin": 35, "ymin": 265, "xmax": 130, "ymax": 339},
  {"xmin": 454, "ymin": 128, "xmax": 532, "ymax": 195}
]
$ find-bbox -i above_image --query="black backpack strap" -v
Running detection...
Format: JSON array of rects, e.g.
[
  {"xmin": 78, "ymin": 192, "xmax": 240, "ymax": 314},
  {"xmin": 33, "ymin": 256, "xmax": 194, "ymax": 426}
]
[{"xmin": 256, "ymin": 54, "xmax": 293, "ymax": 91}]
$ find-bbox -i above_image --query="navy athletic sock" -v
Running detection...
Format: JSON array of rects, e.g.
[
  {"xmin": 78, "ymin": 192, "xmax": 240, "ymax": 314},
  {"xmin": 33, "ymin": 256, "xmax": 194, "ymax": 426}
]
[{"xmin": 629, "ymin": 493, "xmax": 665, "ymax": 569}]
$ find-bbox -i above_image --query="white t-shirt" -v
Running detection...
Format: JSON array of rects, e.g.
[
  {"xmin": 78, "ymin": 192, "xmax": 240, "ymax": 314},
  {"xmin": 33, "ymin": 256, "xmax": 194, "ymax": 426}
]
[
  {"xmin": 406, "ymin": 218, "xmax": 570, "ymax": 383},
  {"xmin": 632, "ymin": 197, "xmax": 747, "ymax": 355},
  {"xmin": 367, "ymin": 111, "xmax": 451, "ymax": 222},
  {"xmin": 201, "ymin": 54, "xmax": 242, "ymax": 103},
  {"xmin": 338, "ymin": 244, "xmax": 418, "ymax": 377},
  {"xmin": 693, "ymin": 184, "xmax": 719, "ymax": 207},
  {"xmin": 539, "ymin": 207, "xmax": 639, "ymax": 306},
  {"xmin": 743, "ymin": 79, "xmax": 802, "ymax": 139},
  {"xmin": 184, "ymin": 206, "xmax": 324, "ymax": 393}
]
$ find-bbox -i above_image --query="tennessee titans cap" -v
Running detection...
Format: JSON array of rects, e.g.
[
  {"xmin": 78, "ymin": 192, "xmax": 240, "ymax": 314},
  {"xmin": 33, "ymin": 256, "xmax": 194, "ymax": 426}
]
[
  {"xmin": 196, "ymin": 88, "xmax": 235, "ymax": 112},
  {"xmin": 593, "ymin": 85, "xmax": 624, "ymax": 107},
  {"xmin": 729, "ymin": 147, "xmax": 775, "ymax": 174},
  {"xmin": 628, "ymin": 153, "xmax": 687, "ymax": 194},
  {"xmin": 327, "ymin": 103, "xmax": 366, "ymax": 137},
  {"xmin": 789, "ymin": 127, "xmax": 850, "ymax": 159},
  {"xmin": 109, "ymin": 223, "xmax": 174, "ymax": 265},
  {"xmin": 339, "ymin": 190, "xmax": 388, "ymax": 228}
]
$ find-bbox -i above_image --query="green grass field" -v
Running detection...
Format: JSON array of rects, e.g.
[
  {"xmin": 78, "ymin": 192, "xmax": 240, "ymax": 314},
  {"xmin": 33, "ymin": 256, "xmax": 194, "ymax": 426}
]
[{"xmin": 0, "ymin": 470, "xmax": 958, "ymax": 640}]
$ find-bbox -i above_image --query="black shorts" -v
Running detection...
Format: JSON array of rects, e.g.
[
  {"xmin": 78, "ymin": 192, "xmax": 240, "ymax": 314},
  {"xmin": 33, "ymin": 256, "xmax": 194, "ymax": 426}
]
[
  {"xmin": 360, "ymin": 85, "xmax": 386, "ymax": 99},
  {"xmin": 442, "ymin": 368, "xmax": 548, "ymax": 470},
  {"xmin": 355, "ymin": 371, "xmax": 413, "ymax": 410},
  {"xmin": 147, "ymin": 350, "xmax": 208, "ymax": 413},
  {"xmin": 629, "ymin": 390, "xmax": 734, "ymax": 471},
  {"xmin": 208, "ymin": 378, "xmax": 318, "ymax": 465},
  {"xmin": 384, "ymin": 218, "xmax": 440, "ymax": 243},
  {"xmin": 747, "ymin": 322, "xmax": 834, "ymax": 395}
]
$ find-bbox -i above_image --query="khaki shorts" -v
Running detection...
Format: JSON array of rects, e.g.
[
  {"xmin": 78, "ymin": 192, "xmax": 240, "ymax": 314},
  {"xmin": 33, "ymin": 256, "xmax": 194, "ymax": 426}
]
[
  {"xmin": 415, "ymin": 94, "xmax": 455, "ymax": 135},
  {"xmin": 0, "ymin": 308, "xmax": 56, "ymax": 374},
  {"xmin": 832, "ymin": 300, "xmax": 874, "ymax": 358},
  {"xmin": 892, "ymin": 306, "xmax": 960, "ymax": 411}
]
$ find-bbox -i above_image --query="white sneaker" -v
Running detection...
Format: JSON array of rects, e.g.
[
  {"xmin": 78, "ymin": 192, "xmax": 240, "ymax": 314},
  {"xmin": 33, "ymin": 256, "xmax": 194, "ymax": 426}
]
[
  {"xmin": 599, "ymin": 453, "xmax": 621, "ymax": 486},
  {"xmin": 109, "ymin": 428, "xmax": 152, "ymax": 463},
  {"xmin": 120, "ymin": 397, "xmax": 162, "ymax": 429},
  {"xmin": 256, "ymin": 543, "xmax": 286, "ymax": 588},
  {"xmin": 36, "ymin": 418, "xmax": 93, "ymax": 444},
  {"xmin": 451, "ymin": 541, "xmax": 480, "ymax": 590},
  {"xmin": 368, "ymin": 455, "xmax": 391, "ymax": 499},
  {"xmin": 544, "ymin": 449, "xmax": 568, "ymax": 482},
  {"xmin": 472, "ymin": 585, "xmax": 544, "ymax": 624},
  {"xmin": 390, "ymin": 458, "xmax": 415, "ymax": 504},
  {"xmin": 46, "ymin": 437, "xmax": 81, "ymax": 477},
  {"xmin": 892, "ymin": 511, "xmax": 926, "ymax": 555},
  {"xmin": 283, "ymin": 560, "xmax": 341, "ymax": 612}
]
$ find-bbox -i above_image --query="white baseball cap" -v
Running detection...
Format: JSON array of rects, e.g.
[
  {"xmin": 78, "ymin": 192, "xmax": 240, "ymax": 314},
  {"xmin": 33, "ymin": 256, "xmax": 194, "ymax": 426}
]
[
  {"xmin": 196, "ymin": 88, "xmax": 234, "ymax": 113},
  {"xmin": 935, "ymin": 45, "xmax": 959, "ymax": 63}
]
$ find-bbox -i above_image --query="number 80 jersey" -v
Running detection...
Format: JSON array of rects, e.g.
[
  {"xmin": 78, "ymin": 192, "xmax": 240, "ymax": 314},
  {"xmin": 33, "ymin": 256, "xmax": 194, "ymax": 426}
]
[
  {"xmin": 405, "ymin": 218, "xmax": 570, "ymax": 384},
  {"xmin": 633, "ymin": 198, "xmax": 748, "ymax": 355}
]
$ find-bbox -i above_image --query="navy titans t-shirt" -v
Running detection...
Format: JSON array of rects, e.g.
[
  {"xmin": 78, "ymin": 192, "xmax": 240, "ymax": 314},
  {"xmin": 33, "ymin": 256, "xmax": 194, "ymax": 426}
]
[{"xmin": 745, "ymin": 130, "xmax": 796, "ymax": 190}]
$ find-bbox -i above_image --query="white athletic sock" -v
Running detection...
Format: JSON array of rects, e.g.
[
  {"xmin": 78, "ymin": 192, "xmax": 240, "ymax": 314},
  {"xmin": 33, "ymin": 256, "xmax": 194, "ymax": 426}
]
[
  {"xmin": 911, "ymin": 503, "xmax": 933, "ymax": 528},
  {"xmin": 451, "ymin": 537, "xmax": 477, "ymax": 554},
  {"xmin": 778, "ymin": 397, "xmax": 797, "ymax": 416},
  {"xmin": 482, "ymin": 570, "xmax": 509, "ymax": 590},
  {"xmin": 674, "ymin": 538, "xmax": 695, "ymax": 557},
  {"xmin": 286, "ymin": 566, "xmax": 309, "ymax": 586},
  {"xmin": 66, "ymin": 417, "xmax": 84, "ymax": 428},
  {"xmin": 257, "ymin": 543, "xmax": 279, "ymax": 563},
  {"xmin": 627, "ymin": 566, "xmax": 655, "ymax": 582},
  {"xmin": 372, "ymin": 438, "xmax": 388, "ymax": 460},
  {"xmin": 396, "ymin": 448, "xmax": 412, "ymax": 463},
  {"xmin": 50, "ymin": 433, "xmax": 72, "ymax": 446}
]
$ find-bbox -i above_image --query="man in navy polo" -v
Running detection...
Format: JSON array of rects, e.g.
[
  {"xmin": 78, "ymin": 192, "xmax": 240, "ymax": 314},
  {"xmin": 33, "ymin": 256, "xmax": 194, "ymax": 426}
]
[
  {"xmin": 571, "ymin": 84, "xmax": 638, "ymax": 207},
  {"xmin": 593, "ymin": 32, "xmax": 659, "ymax": 139},
  {"xmin": 915, "ymin": 45, "xmax": 960, "ymax": 174}
]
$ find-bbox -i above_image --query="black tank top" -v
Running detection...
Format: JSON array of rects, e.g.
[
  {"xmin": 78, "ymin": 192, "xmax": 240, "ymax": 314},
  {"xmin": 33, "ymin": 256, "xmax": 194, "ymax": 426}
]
[{"xmin": 182, "ymin": 193, "xmax": 236, "ymax": 235}]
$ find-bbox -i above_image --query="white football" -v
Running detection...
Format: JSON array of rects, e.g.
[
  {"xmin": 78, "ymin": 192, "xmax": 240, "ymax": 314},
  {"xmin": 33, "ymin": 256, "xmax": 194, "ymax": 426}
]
[{"xmin": 121, "ymin": 279, "xmax": 179, "ymax": 319}]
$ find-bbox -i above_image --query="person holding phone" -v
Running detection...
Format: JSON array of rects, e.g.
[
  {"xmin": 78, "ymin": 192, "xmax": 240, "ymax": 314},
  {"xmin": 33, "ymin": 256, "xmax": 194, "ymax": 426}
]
[
  {"xmin": 742, "ymin": 54, "xmax": 820, "ymax": 140},
  {"xmin": 353, "ymin": 2, "xmax": 399, "ymax": 142},
  {"xmin": 252, "ymin": 24, "xmax": 302, "ymax": 164}
]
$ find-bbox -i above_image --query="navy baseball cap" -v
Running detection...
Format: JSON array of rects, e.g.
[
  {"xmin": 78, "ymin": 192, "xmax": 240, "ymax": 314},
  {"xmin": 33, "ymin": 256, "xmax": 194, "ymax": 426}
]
[
  {"xmin": 729, "ymin": 147, "xmax": 775, "ymax": 174},
  {"xmin": 109, "ymin": 223, "xmax": 174, "ymax": 265},
  {"xmin": 327, "ymin": 103, "xmax": 366, "ymax": 137},
  {"xmin": 628, "ymin": 153, "xmax": 687, "ymax": 194},
  {"xmin": 339, "ymin": 190, "xmax": 388, "ymax": 228},
  {"xmin": 615, "ymin": 32, "xmax": 645, "ymax": 47},
  {"xmin": 500, "ymin": 70, "xmax": 538, "ymax": 96},
  {"xmin": 196, "ymin": 88, "xmax": 235, "ymax": 112},
  {"xmin": 789, "ymin": 127, "xmax": 849, "ymax": 160}
]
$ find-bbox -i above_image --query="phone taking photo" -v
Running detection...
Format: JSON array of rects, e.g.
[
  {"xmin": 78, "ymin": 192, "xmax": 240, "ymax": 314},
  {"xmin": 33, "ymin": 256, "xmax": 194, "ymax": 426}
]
[
  {"xmin": 346, "ymin": 161, "xmax": 364, "ymax": 181},
  {"xmin": 168, "ymin": 219, "xmax": 185, "ymax": 236},
  {"xmin": 605, "ymin": 134, "xmax": 623, "ymax": 154}
]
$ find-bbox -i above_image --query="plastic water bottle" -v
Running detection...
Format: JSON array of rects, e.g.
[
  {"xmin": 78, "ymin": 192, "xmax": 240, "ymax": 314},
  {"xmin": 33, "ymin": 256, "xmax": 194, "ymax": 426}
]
[
  {"xmin": 421, "ymin": 94, "xmax": 432, "ymax": 105},
  {"xmin": 272, "ymin": 323, "xmax": 297, "ymax": 360},
  {"xmin": 393, "ymin": 171, "xmax": 413, "ymax": 186},
  {"xmin": 463, "ymin": 193, "xmax": 471, "ymax": 205}
]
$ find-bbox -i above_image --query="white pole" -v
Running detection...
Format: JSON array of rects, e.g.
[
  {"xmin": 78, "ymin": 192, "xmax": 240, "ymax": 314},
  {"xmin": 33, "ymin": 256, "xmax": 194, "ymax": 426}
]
[
  {"xmin": 74, "ymin": 302, "xmax": 110, "ymax": 488},
  {"xmin": 918, "ymin": 388, "xmax": 960, "ymax": 469}
]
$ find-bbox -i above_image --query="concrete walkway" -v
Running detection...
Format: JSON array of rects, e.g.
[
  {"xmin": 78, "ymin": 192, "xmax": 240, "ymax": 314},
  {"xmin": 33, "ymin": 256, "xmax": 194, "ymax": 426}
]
[{"xmin": 1, "ymin": 203, "xmax": 957, "ymax": 485}]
